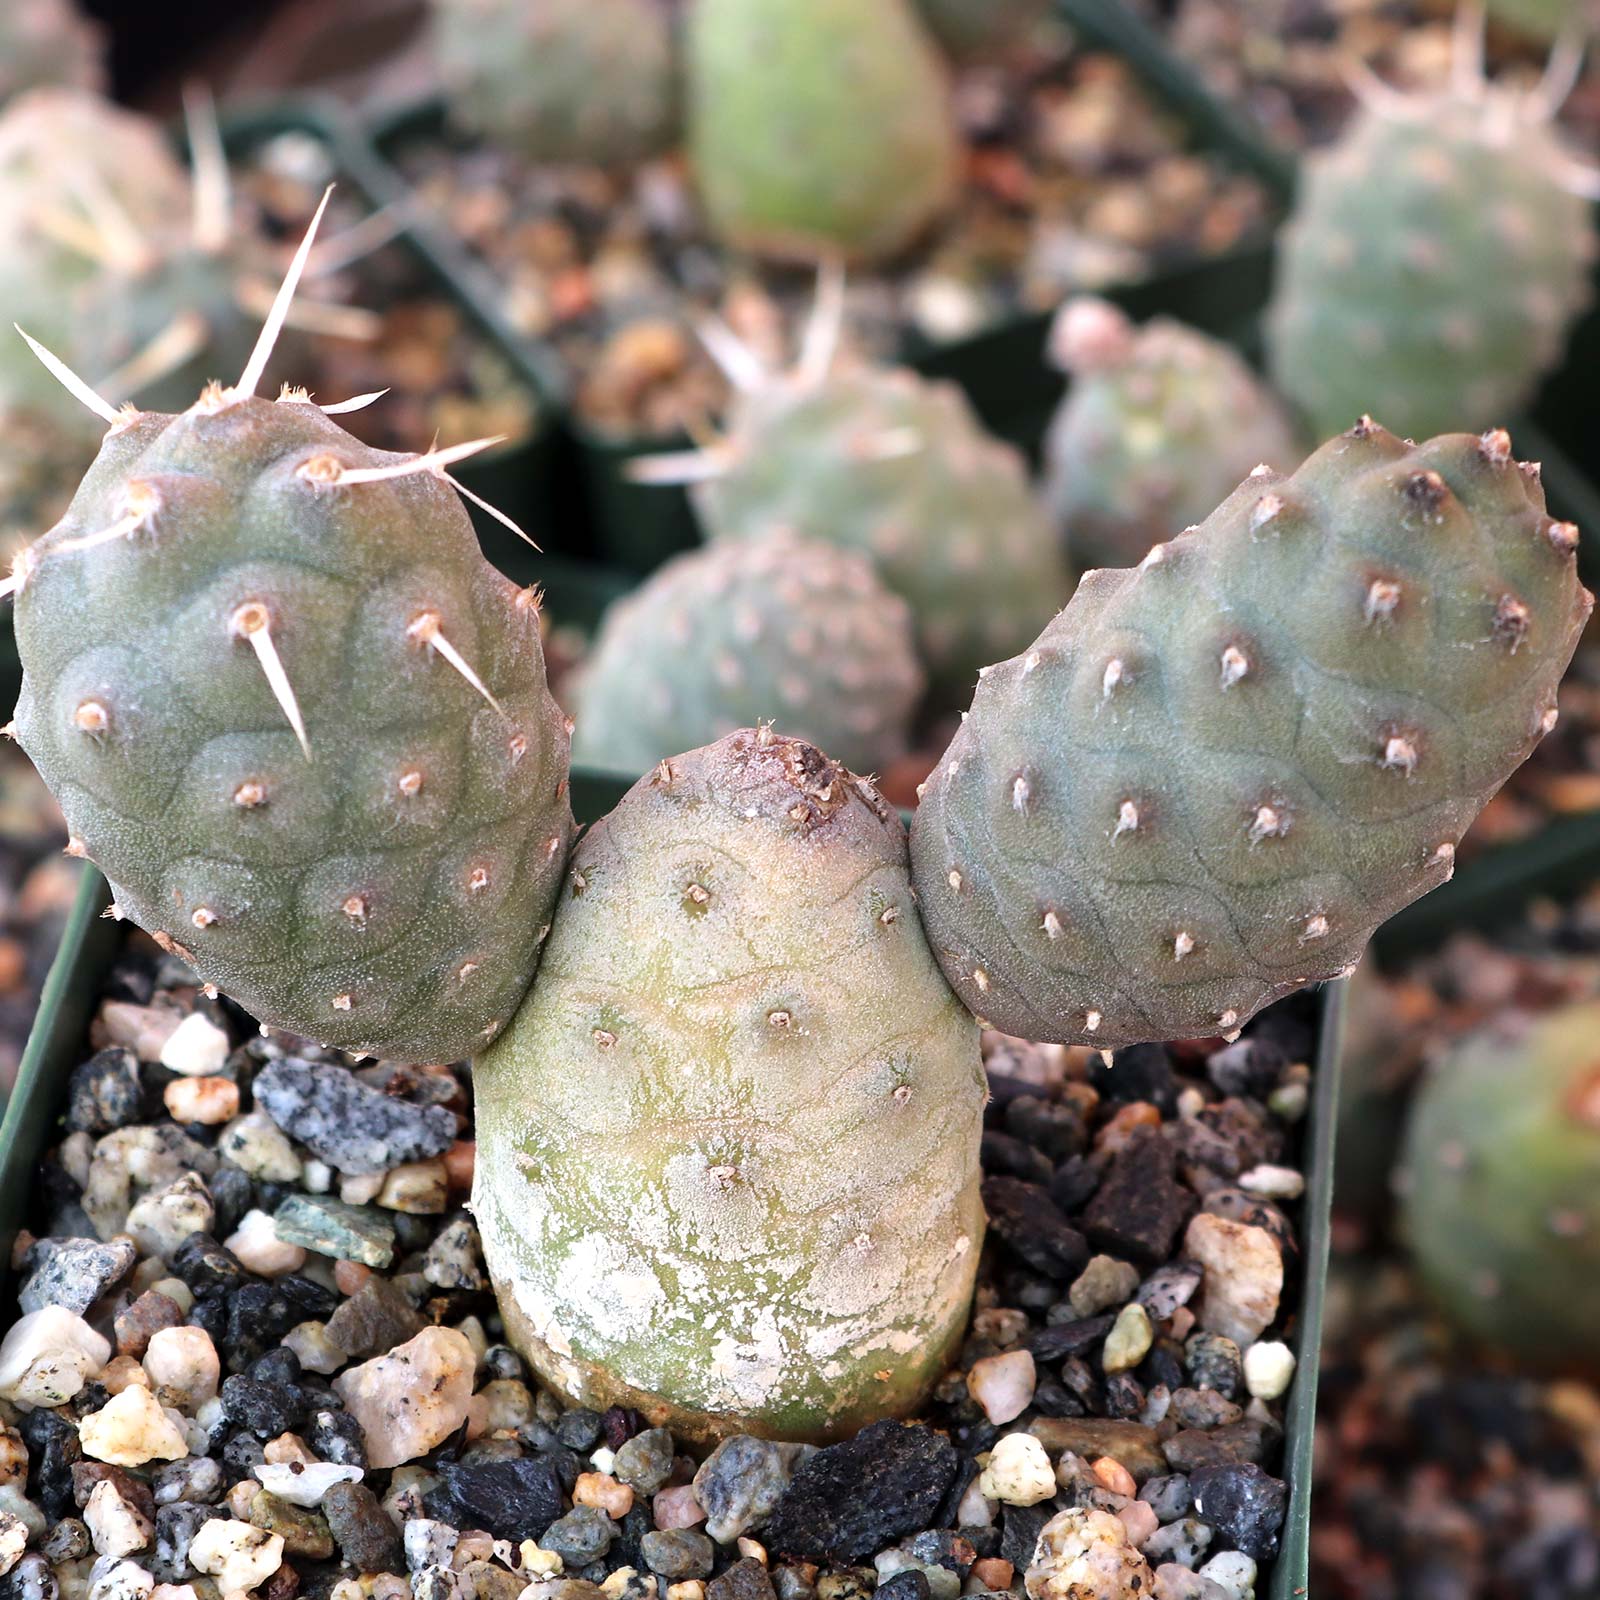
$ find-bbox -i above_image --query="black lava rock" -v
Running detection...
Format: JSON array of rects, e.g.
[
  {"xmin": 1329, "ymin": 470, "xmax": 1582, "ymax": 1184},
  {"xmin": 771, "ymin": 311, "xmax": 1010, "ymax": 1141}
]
[
  {"xmin": 1092, "ymin": 1044, "xmax": 1178, "ymax": 1116},
  {"xmin": 1004, "ymin": 1096, "xmax": 1087, "ymax": 1162},
  {"xmin": 1047, "ymin": 1157, "xmax": 1099, "ymax": 1214},
  {"xmin": 19, "ymin": 1408, "xmax": 81, "ymax": 1521},
  {"xmin": 310, "ymin": 1409, "xmax": 368, "ymax": 1469},
  {"xmin": 1027, "ymin": 1314, "xmax": 1114, "ymax": 1363},
  {"xmin": 425, "ymin": 1456, "xmax": 566, "ymax": 1542},
  {"xmin": 555, "ymin": 1408, "xmax": 604, "ymax": 1452},
  {"xmin": 981, "ymin": 1178, "xmax": 1089, "ymax": 1280},
  {"xmin": 999, "ymin": 1502, "xmax": 1053, "ymax": 1572},
  {"xmin": 220, "ymin": 1374, "xmax": 307, "ymax": 1439},
  {"xmin": 207, "ymin": 1166, "xmax": 255, "ymax": 1241},
  {"xmin": 1082, "ymin": 1128, "xmax": 1192, "ymax": 1265},
  {"xmin": 979, "ymin": 1131, "xmax": 1054, "ymax": 1186},
  {"xmin": 171, "ymin": 1234, "xmax": 249, "ymax": 1296},
  {"xmin": 1205, "ymin": 1037, "xmax": 1287, "ymax": 1099},
  {"xmin": 872, "ymin": 1576, "xmax": 929, "ymax": 1600},
  {"xmin": 764, "ymin": 1421, "xmax": 959, "ymax": 1563},
  {"xmin": 224, "ymin": 1276, "xmax": 338, "ymax": 1369},
  {"xmin": 1190, "ymin": 1463, "xmax": 1288, "ymax": 1559}
]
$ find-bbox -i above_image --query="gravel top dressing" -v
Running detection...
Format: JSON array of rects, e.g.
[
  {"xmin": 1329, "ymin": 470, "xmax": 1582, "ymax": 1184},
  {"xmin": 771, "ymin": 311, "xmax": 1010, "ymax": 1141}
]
[{"xmin": 0, "ymin": 927, "xmax": 1323, "ymax": 1600}]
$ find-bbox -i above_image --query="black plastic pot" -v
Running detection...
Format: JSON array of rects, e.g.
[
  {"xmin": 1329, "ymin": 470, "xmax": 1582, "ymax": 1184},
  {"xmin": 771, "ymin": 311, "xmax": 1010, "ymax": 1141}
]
[{"xmin": 0, "ymin": 863, "xmax": 1342, "ymax": 1600}]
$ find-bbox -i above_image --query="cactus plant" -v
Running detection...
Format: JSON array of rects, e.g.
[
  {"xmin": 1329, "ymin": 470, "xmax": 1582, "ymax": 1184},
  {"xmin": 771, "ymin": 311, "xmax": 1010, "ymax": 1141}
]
[
  {"xmin": 473, "ymin": 726, "xmax": 986, "ymax": 1443},
  {"xmin": 429, "ymin": 0, "xmax": 678, "ymax": 169},
  {"xmin": 571, "ymin": 532, "xmax": 925, "ymax": 777},
  {"xmin": 0, "ymin": 0, "xmax": 103, "ymax": 106},
  {"xmin": 680, "ymin": 333, "xmax": 1069, "ymax": 704},
  {"xmin": 911, "ymin": 421, "xmax": 1593, "ymax": 1048},
  {"xmin": 1490, "ymin": 0, "xmax": 1592, "ymax": 40},
  {"xmin": 1044, "ymin": 297, "xmax": 1302, "ymax": 571},
  {"xmin": 1400, "ymin": 998, "xmax": 1600, "ymax": 1370},
  {"xmin": 6, "ymin": 205, "xmax": 575, "ymax": 1065},
  {"xmin": 0, "ymin": 89, "xmax": 371, "ymax": 427},
  {"xmin": 914, "ymin": 0, "xmax": 1049, "ymax": 59},
  {"xmin": 687, "ymin": 0, "xmax": 961, "ymax": 264},
  {"xmin": 1267, "ymin": 58, "xmax": 1596, "ymax": 441}
]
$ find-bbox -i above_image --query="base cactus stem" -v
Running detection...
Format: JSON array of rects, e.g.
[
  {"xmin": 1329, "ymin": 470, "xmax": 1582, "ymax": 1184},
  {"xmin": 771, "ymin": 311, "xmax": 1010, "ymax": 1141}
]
[{"xmin": 473, "ymin": 729, "xmax": 986, "ymax": 1444}]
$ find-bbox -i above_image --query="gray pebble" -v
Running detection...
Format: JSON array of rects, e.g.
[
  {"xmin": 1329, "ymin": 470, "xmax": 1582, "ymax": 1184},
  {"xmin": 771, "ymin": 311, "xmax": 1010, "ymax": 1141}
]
[
  {"xmin": 1138, "ymin": 1264, "xmax": 1202, "ymax": 1322},
  {"xmin": 6, "ymin": 1553, "xmax": 56, "ymax": 1600},
  {"xmin": 405, "ymin": 1520, "xmax": 460, "ymax": 1574},
  {"xmin": 253, "ymin": 1057, "xmax": 457, "ymax": 1175},
  {"xmin": 152, "ymin": 1459, "xmax": 224, "ymax": 1506},
  {"xmin": 1167, "ymin": 1389, "xmax": 1244, "ymax": 1431},
  {"xmin": 1152, "ymin": 1567, "xmax": 1230, "ymax": 1600},
  {"xmin": 1143, "ymin": 1519, "xmax": 1213, "ymax": 1569},
  {"xmin": 1138, "ymin": 1474, "xmax": 1193, "ymax": 1524},
  {"xmin": 40, "ymin": 1522, "xmax": 90, "ymax": 1563},
  {"xmin": 541, "ymin": 1507, "xmax": 616, "ymax": 1567},
  {"xmin": 1185, "ymin": 1333, "xmax": 1243, "ymax": 1400},
  {"xmin": 693, "ymin": 1436, "xmax": 809, "ymax": 1544},
  {"xmin": 19, "ymin": 1237, "xmax": 137, "ymax": 1316},
  {"xmin": 612, "ymin": 1429, "xmax": 675, "ymax": 1496},
  {"xmin": 150, "ymin": 1504, "xmax": 211, "ymax": 1583},
  {"xmin": 640, "ymin": 1530, "xmax": 715, "ymax": 1580},
  {"xmin": 422, "ymin": 1216, "xmax": 486, "ymax": 1291}
]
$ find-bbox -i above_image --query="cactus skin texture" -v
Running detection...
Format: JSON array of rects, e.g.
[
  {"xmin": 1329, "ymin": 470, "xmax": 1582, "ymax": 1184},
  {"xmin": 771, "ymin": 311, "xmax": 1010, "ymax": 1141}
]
[
  {"xmin": 1044, "ymin": 297, "xmax": 1302, "ymax": 572},
  {"xmin": 697, "ymin": 368, "xmax": 1069, "ymax": 704},
  {"xmin": 473, "ymin": 728, "xmax": 986, "ymax": 1444},
  {"xmin": 914, "ymin": 0, "xmax": 1048, "ymax": 59},
  {"xmin": 429, "ymin": 0, "xmax": 677, "ymax": 168},
  {"xmin": 1267, "ymin": 89, "xmax": 1595, "ymax": 442},
  {"xmin": 687, "ymin": 0, "xmax": 961, "ymax": 264},
  {"xmin": 572, "ymin": 533, "xmax": 925, "ymax": 778},
  {"xmin": 0, "ymin": 0, "xmax": 103, "ymax": 105},
  {"xmin": 910, "ymin": 421, "xmax": 1593, "ymax": 1049},
  {"xmin": 12, "ymin": 394, "xmax": 575, "ymax": 1064},
  {"xmin": 1400, "ymin": 1000, "xmax": 1600, "ymax": 1372}
]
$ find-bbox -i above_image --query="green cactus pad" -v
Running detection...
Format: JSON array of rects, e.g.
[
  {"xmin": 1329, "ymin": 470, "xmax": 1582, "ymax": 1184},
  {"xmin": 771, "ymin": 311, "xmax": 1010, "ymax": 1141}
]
[
  {"xmin": 1267, "ymin": 86, "xmax": 1596, "ymax": 442},
  {"xmin": 1044, "ymin": 297, "xmax": 1302, "ymax": 572},
  {"xmin": 910, "ymin": 421, "xmax": 1592, "ymax": 1048},
  {"xmin": 474, "ymin": 728, "xmax": 985, "ymax": 1444},
  {"xmin": 687, "ymin": 0, "xmax": 961, "ymax": 264},
  {"xmin": 696, "ymin": 365, "xmax": 1070, "ymax": 704},
  {"xmin": 429, "ymin": 0, "xmax": 677, "ymax": 168},
  {"xmin": 572, "ymin": 532, "xmax": 925, "ymax": 778},
  {"xmin": 1400, "ymin": 998, "xmax": 1600, "ymax": 1371},
  {"xmin": 13, "ymin": 392, "xmax": 574, "ymax": 1063}
]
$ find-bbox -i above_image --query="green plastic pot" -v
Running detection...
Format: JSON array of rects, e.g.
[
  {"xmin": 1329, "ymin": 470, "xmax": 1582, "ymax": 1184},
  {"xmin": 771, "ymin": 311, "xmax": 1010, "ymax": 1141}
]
[{"xmin": 0, "ymin": 862, "xmax": 1342, "ymax": 1599}]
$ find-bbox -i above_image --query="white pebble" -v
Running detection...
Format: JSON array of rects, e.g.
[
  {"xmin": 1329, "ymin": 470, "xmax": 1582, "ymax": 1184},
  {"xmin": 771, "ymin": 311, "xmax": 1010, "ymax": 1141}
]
[
  {"xmin": 339, "ymin": 1172, "xmax": 385, "ymax": 1206},
  {"xmin": 150, "ymin": 1588, "xmax": 200, "ymax": 1600},
  {"xmin": 85, "ymin": 1479, "xmax": 154, "ymax": 1558},
  {"xmin": 956, "ymin": 1477, "xmax": 996, "ymax": 1527},
  {"xmin": 125, "ymin": 1175, "xmax": 213, "ymax": 1260},
  {"xmin": 225, "ymin": 1210, "xmax": 307, "ymax": 1278},
  {"xmin": 217, "ymin": 1112, "xmax": 303, "ymax": 1183},
  {"xmin": 0, "ymin": 1512, "xmax": 26, "ymax": 1577},
  {"xmin": 1242, "ymin": 1340, "xmax": 1296, "ymax": 1402},
  {"xmin": 1236, "ymin": 1165, "xmax": 1304, "ymax": 1201},
  {"xmin": 188, "ymin": 1520, "xmax": 283, "ymax": 1595},
  {"xmin": 1183, "ymin": 1214, "xmax": 1283, "ymax": 1346},
  {"xmin": 100, "ymin": 1001, "xmax": 181, "ymax": 1062},
  {"xmin": 978, "ymin": 1433, "xmax": 1056, "ymax": 1506},
  {"xmin": 79, "ymin": 1386, "xmax": 189, "ymax": 1466},
  {"xmin": 255, "ymin": 1462, "xmax": 363, "ymax": 1508},
  {"xmin": 143, "ymin": 1327, "xmax": 220, "ymax": 1412},
  {"xmin": 158, "ymin": 1013, "xmax": 230, "ymax": 1077},
  {"xmin": 967, "ymin": 1349, "xmax": 1036, "ymax": 1425},
  {"xmin": 1198, "ymin": 1550, "xmax": 1257, "ymax": 1600},
  {"xmin": 0, "ymin": 1306, "xmax": 109, "ymax": 1405},
  {"xmin": 302, "ymin": 1159, "xmax": 333, "ymax": 1194},
  {"xmin": 88, "ymin": 1556, "xmax": 155, "ymax": 1600},
  {"xmin": 333, "ymin": 1326, "xmax": 475, "ymax": 1468},
  {"xmin": 1026, "ymin": 1507, "xmax": 1152, "ymax": 1600},
  {"xmin": 282, "ymin": 1321, "xmax": 345, "ymax": 1377}
]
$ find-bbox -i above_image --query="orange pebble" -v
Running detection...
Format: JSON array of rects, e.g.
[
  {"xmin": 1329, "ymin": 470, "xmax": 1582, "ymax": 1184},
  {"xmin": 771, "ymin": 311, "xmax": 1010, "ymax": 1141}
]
[
  {"xmin": 573, "ymin": 1471, "xmax": 635, "ymax": 1519},
  {"xmin": 971, "ymin": 1559, "xmax": 1014, "ymax": 1591},
  {"xmin": 444, "ymin": 1140, "xmax": 476, "ymax": 1191},
  {"xmin": 333, "ymin": 1260, "xmax": 372, "ymax": 1296},
  {"xmin": 1091, "ymin": 1456, "xmax": 1137, "ymax": 1498}
]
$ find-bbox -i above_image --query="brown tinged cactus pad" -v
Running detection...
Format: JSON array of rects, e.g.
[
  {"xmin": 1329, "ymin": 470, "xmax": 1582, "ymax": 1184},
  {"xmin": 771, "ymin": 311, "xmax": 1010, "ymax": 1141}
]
[
  {"xmin": 472, "ymin": 728, "xmax": 986, "ymax": 1444},
  {"xmin": 910, "ymin": 421, "xmax": 1593, "ymax": 1048},
  {"xmin": 10, "ymin": 375, "xmax": 574, "ymax": 1065}
]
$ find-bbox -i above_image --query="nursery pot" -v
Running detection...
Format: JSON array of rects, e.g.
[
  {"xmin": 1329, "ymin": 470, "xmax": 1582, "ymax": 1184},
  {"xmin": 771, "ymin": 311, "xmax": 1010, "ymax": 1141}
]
[{"xmin": 0, "ymin": 864, "xmax": 1345, "ymax": 1600}]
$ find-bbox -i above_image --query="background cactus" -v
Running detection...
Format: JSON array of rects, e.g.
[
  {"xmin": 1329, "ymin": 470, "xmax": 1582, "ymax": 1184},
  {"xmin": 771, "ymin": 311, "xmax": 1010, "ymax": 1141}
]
[
  {"xmin": 687, "ymin": 0, "xmax": 961, "ymax": 264},
  {"xmin": 911, "ymin": 421, "xmax": 1592, "ymax": 1047},
  {"xmin": 1267, "ymin": 79, "xmax": 1596, "ymax": 441},
  {"xmin": 694, "ymin": 363, "xmax": 1070, "ymax": 704},
  {"xmin": 1400, "ymin": 998, "xmax": 1600, "ymax": 1371},
  {"xmin": 12, "ymin": 384, "xmax": 575, "ymax": 1065},
  {"xmin": 1489, "ymin": 0, "xmax": 1592, "ymax": 39},
  {"xmin": 428, "ymin": 0, "xmax": 678, "ymax": 169},
  {"xmin": 571, "ymin": 533, "xmax": 925, "ymax": 777},
  {"xmin": 913, "ymin": 0, "xmax": 1050, "ymax": 59},
  {"xmin": 1044, "ymin": 296, "xmax": 1302, "ymax": 571},
  {"xmin": 0, "ymin": 0, "xmax": 103, "ymax": 106},
  {"xmin": 473, "ymin": 728, "xmax": 986, "ymax": 1443}
]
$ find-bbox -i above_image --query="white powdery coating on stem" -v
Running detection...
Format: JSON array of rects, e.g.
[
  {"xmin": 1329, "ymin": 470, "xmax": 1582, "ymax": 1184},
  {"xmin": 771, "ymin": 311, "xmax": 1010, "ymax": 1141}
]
[{"xmin": 474, "ymin": 733, "xmax": 985, "ymax": 1433}]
